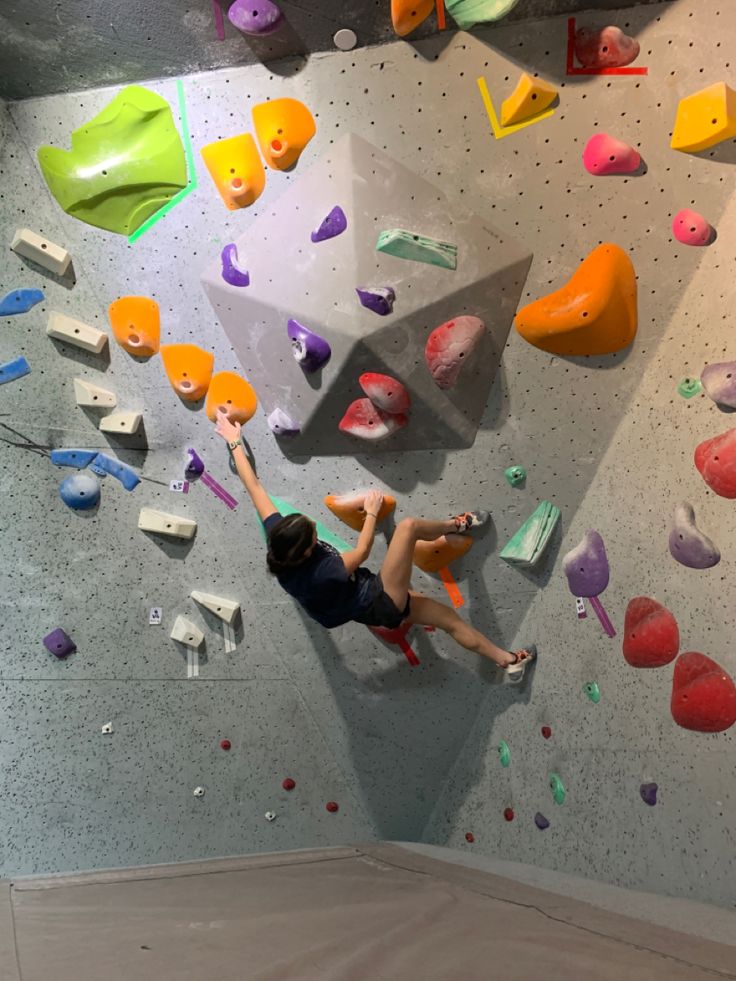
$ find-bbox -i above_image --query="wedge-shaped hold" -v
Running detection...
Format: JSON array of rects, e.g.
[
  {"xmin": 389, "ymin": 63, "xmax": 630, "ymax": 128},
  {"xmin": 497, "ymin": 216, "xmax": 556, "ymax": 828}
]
[
  {"xmin": 359, "ymin": 373, "xmax": 411, "ymax": 414},
  {"xmin": 355, "ymin": 286, "xmax": 395, "ymax": 316},
  {"xmin": 323, "ymin": 492, "xmax": 397, "ymax": 531},
  {"xmin": 0, "ymin": 288, "xmax": 45, "ymax": 315},
  {"xmin": 500, "ymin": 73, "xmax": 557, "ymax": 127},
  {"xmin": 160, "ymin": 343, "xmax": 214, "ymax": 402},
  {"xmin": 108, "ymin": 296, "xmax": 161, "ymax": 357},
  {"xmin": 228, "ymin": 0, "xmax": 284, "ymax": 35},
  {"xmin": 574, "ymin": 25, "xmax": 640, "ymax": 68},
  {"xmin": 515, "ymin": 244, "xmax": 637, "ymax": 356},
  {"xmin": 671, "ymin": 652, "xmax": 736, "ymax": 733},
  {"xmin": 0, "ymin": 355, "xmax": 31, "ymax": 386},
  {"xmin": 170, "ymin": 615, "xmax": 204, "ymax": 649},
  {"xmin": 190, "ymin": 591, "xmax": 241, "ymax": 624},
  {"xmin": 43, "ymin": 627, "xmax": 76, "ymax": 659},
  {"xmin": 339, "ymin": 398, "xmax": 408, "ymax": 441},
  {"xmin": 268, "ymin": 407, "xmax": 300, "ymax": 437},
  {"xmin": 92, "ymin": 452, "xmax": 141, "ymax": 490},
  {"xmin": 672, "ymin": 209, "xmax": 713, "ymax": 246},
  {"xmin": 623, "ymin": 597, "xmax": 679, "ymax": 668},
  {"xmin": 220, "ymin": 244, "xmax": 250, "ymax": 287},
  {"xmin": 59, "ymin": 472, "xmax": 101, "ymax": 511},
  {"xmin": 669, "ymin": 502, "xmax": 720, "ymax": 570},
  {"xmin": 47, "ymin": 311, "xmax": 108, "ymax": 354},
  {"xmin": 50, "ymin": 448, "xmax": 99, "ymax": 469},
  {"xmin": 200, "ymin": 133, "xmax": 266, "ymax": 210},
  {"xmin": 11, "ymin": 228, "xmax": 71, "ymax": 276},
  {"xmin": 311, "ymin": 205, "xmax": 347, "ymax": 243},
  {"xmin": 287, "ymin": 319, "xmax": 331, "ymax": 373},
  {"xmin": 252, "ymin": 98, "xmax": 316, "ymax": 171},
  {"xmin": 563, "ymin": 530, "xmax": 609, "ymax": 598},
  {"xmin": 694, "ymin": 427, "xmax": 736, "ymax": 498},
  {"xmin": 376, "ymin": 229, "xmax": 457, "ymax": 270},
  {"xmin": 445, "ymin": 0, "xmax": 521, "ymax": 30},
  {"xmin": 582, "ymin": 133, "xmax": 641, "ymax": 176},
  {"xmin": 99, "ymin": 410, "xmax": 143, "ymax": 434},
  {"xmin": 391, "ymin": 0, "xmax": 434, "ymax": 36},
  {"xmin": 138, "ymin": 507, "xmax": 197, "ymax": 540},
  {"xmin": 73, "ymin": 377, "xmax": 117, "ymax": 408},
  {"xmin": 414, "ymin": 535, "xmax": 472, "ymax": 574},
  {"xmin": 701, "ymin": 361, "xmax": 736, "ymax": 408},
  {"xmin": 205, "ymin": 371, "xmax": 258, "ymax": 424},
  {"xmin": 425, "ymin": 316, "xmax": 485, "ymax": 390},
  {"xmin": 671, "ymin": 82, "xmax": 736, "ymax": 154},
  {"xmin": 37, "ymin": 85, "xmax": 187, "ymax": 236},
  {"xmin": 500, "ymin": 501, "xmax": 560, "ymax": 568}
]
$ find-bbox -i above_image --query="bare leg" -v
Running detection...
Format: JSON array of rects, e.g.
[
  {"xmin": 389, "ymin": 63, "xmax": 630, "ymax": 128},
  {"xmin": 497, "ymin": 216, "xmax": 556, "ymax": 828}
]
[
  {"xmin": 406, "ymin": 592, "xmax": 531, "ymax": 668},
  {"xmin": 380, "ymin": 517, "xmax": 462, "ymax": 609}
]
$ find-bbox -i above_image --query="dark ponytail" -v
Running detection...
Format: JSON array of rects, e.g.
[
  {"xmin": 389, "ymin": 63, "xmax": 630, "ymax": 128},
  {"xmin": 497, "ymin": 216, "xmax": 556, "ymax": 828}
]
[{"xmin": 266, "ymin": 514, "xmax": 315, "ymax": 574}]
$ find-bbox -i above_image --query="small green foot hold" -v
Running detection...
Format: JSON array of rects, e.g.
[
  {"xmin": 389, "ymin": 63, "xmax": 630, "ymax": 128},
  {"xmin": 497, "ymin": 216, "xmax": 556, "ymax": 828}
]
[
  {"xmin": 549, "ymin": 773, "xmax": 566, "ymax": 805},
  {"xmin": 376, "ymin": 229, "xmax": 458, "ymax": 270},
  {"xmin": 677, "ymin": 376, "xmax": 702, "ymax": 399},
  {"xmin": 583, "ymin": 681, "xmax": 601, "ymax": 703},
  {"xmin": 504, "ymin": 466, "xmax": 526, "ymax": 487},
  {"xmin": 497, "ymin": 740, "xmax": 511, "ymax": 767}
]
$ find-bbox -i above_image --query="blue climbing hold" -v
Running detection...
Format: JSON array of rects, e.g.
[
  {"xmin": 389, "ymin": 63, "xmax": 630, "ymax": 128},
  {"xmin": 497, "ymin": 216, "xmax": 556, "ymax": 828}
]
[
  {"xmin": 0, "ymin": 288, "xmax": 44, "ymax": 315},
  {"xmin": 0, "ymin": 355, "xmax": 31, "ymax": 385},
  {"xmin": 50, "ymin": 448, "xmax": 100, "ymax": 469},
  {"xmin": 59, "ymin": 472, "xmax": 101, "ymax": 510},
  {"xmin": 91, "ymin": 452, "xmax": 141, "ymax": 490}
]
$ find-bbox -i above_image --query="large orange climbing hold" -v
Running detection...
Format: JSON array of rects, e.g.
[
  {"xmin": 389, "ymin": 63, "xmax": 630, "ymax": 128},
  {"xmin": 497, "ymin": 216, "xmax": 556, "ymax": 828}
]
[
  {"xmin": 205, "ymin": 370, "xmax": 257, "ymax": 424},
  {"xmin": 108, "ymin": 295, "xmax": 161, "ymax": 357},
  {"xmin": 160, "ymin": 343, "xmax": 214, "ymax": 402},
  {"xmin": 391, "ymin": 0, "xmax": 434, "ymax": 36},
  {"xmin": 414, "ymin": 535, "xmax": 472, "ymax": 574},
  {"xmin": 251, "ymin": 98, "xmax": 316, "ymax": 171},
  {"xmin": 324, "ymin": 492, "xmax": 397, "ymax": 532},
  {"xmin": 515, "ymin": 244, "xmax": 637, "ymax": 356}
]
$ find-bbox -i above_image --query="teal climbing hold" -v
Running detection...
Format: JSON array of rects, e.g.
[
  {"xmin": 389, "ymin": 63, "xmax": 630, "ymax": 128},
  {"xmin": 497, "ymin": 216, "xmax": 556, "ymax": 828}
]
[
  {"xmin": 376, "ymin": 229, "xmax": 458, "ymax": 270},
  {"xmin": 445, "ymin": 0, "xmax": 521, "ymax": 30},
  {"xmin": 500, "ymin": 500, "xmax": 560, "ymax": 568},
  {"xmin": 583, "ymin": 681, "xmax": 601, "ymax": 703},
  {"xmin": 677, "ymin": 376, "xmax": 702, "ymax": 399},
  {"xmin": 504, "ymin": 466, "xmax": 526, "ymax": 487},
  {"xmin": 549, "ymin": 772, "xmax": 566, "ymax": 805},
  {"xmin": 497, "ymin": 740, "xmax": 511, "ymax": 767}
]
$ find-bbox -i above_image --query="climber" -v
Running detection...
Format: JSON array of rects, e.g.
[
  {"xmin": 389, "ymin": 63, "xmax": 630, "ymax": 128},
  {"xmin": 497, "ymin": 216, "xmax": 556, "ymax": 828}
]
[{"xmin": 215, "ymin": 410, "xmax": 536, "ymax": 678}]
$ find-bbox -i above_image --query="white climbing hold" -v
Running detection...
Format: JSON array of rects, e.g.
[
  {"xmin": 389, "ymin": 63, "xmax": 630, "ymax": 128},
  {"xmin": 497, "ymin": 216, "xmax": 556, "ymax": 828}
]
[
  {"xmin": 265, "ymin": 811, "xmax": 277, "ymax": 822},
  {"xmin": 170, "ymin": 615, "xmax": 204, "ymax": 649},
  {"xmin": 138, "ymin": 508, "xmax": 197, "ymax": 540},
  {"xmin": 99, "ymin": 410, "xmax": 143, "ymax": 434},
  {"xmin": 101, "ymin": 722, "xmax": 113, "ymax": 734},
  {"xmin": 333, "ymin": 28, "xmax": 357, "ymax": 50},
  {"xmin": 74, "ymin": 377, "xmax": 117, "ymax": 408},
  {"xmin": 11, "ymin": 227, "xmax": 72, "ymax": 276},
  {"xmin": 190, "ymin": 590, "xmax": 241, "ymax": 624},
  {"xmin": 47, "ymin": 311, "xmax": 108, "ymax": 354},
  {"xmin": 193, "ymin": 786, "xmax": 205, "ymax": 798}
]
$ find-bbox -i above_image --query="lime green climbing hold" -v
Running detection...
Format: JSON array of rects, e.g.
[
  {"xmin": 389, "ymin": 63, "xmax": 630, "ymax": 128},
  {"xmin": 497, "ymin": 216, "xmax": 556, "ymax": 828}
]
[
  {"xmin": 549, "ymin": 773, "xmax": 566, "ymax": 805},
  {"xmin": 500, "ymin": 500, "xmax": 560, "ymax": 568},
  {"xmin": 677, "ymin": 376, "xmax": 703, "ymax": 399},
  {"xmin": 376, "ymin": 229, "xmax": 458, "ymax": 270},
  {"xmin": 497, "ymin": 740, "xmax": 511, "ymax": 767},
  {"xmin": 37, "ymin": 85, "xmax": 187, "ymax": 236},
  {"xmin": 445, "ymin": 0, "xmax": 522, "ymax": 30},
  {"xmin": 583, "ymin": 681, "xmax": 601, "ymax": 703},
  {"xmin": 504, "ymin": 466, "xmax": 526, "ymax": 488}
]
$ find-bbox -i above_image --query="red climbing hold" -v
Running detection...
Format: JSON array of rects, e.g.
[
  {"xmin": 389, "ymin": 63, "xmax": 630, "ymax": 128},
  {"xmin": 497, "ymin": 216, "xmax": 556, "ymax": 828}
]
[
  {"xmin": 541, "ymin": 725, "xmax": 552, "ymax": 739},
  {"xmin": 220, "ymin": 739, "xmax": 232, "ymax": 750},
  {"xmin": 465, "ymin": 832, "xmax": 475, "ymax": 843},
  {"xmin": 326, "ymin": 801, "xmax": 339, "ymax": 813},
  {"xmin": 574, "ymin": 25, "xmax": 640, "ymax": 69},
  {"xmin": 503, "ymin": 808, "xmax": 515, "ymax": 822},
  {"xmin": 671, "ymin": 652, "xmax": 736, "ymax": 733},
  {"xmin": 623, "ymin": 597, "xmax": 679, "ymax": 668},
  {"xmin": 282, "ymin": 777, "xmax": 296, "ymax": 791},
  {"xmin": 694, "ymin": 428, "xmax": 736, "ymax": 499}
]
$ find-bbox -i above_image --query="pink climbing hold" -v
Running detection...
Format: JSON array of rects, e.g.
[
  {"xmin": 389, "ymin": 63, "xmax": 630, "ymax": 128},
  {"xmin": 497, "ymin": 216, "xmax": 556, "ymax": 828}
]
[
  {"xmin": 339, "ymin": 397, "xmax": 408, "ymax": 441},
  {"xmin": 694, "ymin": 427, "xmax": 736, "ymax": 499},
  {"xmin": 359, "ymin": 372, "xmax": 411, "ymax": 414},
  {"xmin": 672, "ymin": 209, "xmax": 713, "ymax": 246},
  {"xmin": 582, "ymin": 133, "xmax": 641, "ymax": 176},
  {"xmin": 670, "ymin": 652, "xmax": 736, "ymax": 733},
  {"xmin": 425, "ymin": 315, "xmax": 485, "ymax": 390},
  {"xmin": 574, "ymin": 25, "xmax": 640, "ymax": 69}
]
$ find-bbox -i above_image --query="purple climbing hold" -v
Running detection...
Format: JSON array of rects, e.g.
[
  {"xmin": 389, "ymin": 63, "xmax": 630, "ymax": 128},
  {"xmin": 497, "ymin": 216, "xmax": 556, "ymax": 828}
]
[
  {"xmin": 311, "ymin": 206, "xmax": 347, "ymax": 243},
  {"xmin": 287, "ymin": 318, "xmax": 331, "ymax": 372},
  {"xmin": 701, "ymin": 361, "xmax": 736, "ymax": 410},
  {"xmin": 562, "ymin": 530, "xmax": 610, "ymax": 598},
  {"xmin": 43, "ymin": 627, "xmax": 76, "ymax": 659},
  {"xmin": 355, "ymin": 286, "xmax": 396, "ymax": 316},
  {"xmin": 640, "ymin": 782, "xmax": 658, "ymax": 806},
  {"xmin": 534, "ymin": 812, "xmax": 550, "ymax": 830},
  {"xmin": 227, "ymin": 0, "xmax": 284, "ymax": 36},
  {"xmin": 268, "ymin": 407, "xmax": 300, "ymax": 437},
  {"xmin": 668, "ymin": 502, "xmax": 720, "ymax": 570},
  {"xmin": 185, "ymin": 448, "xmax": 205, "ymax": 478},
  {"xmin": 221, "ymin": 243, "xmax": 250, "ymax": 287}
]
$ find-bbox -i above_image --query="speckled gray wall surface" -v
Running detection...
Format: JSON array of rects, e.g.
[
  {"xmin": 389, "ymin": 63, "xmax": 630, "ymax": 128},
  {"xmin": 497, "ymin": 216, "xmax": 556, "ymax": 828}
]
[
  {"xmin": 1, "ymin": 0, "xmax": 735, "ymax": 905},
  {"xmin": 0, "ymin": 0, "xmax": 671, "ymax": 100}
]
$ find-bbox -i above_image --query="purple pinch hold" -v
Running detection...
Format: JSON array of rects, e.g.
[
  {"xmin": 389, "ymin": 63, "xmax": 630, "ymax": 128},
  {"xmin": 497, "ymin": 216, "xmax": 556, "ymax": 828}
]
[
  {"xmin": 355, "ymin": 286, "xmax": 396, "ymax": 316},
  {"xmin": 43, "ymin": 627, "xmax": 76, "ymax": 659},
  {"xmin": 311, "ymin": 205, "xmax": 348, "ymax": 243},
  {"xmin": 640, "ymin": 782, "xmax": 658, "ymax": 806},
  {"xmin": 221, "ymin": 243, "xmax": 250, "ymax": 287},
  {"xmin": 286, "ymin": 318, "xmax": 331, "ymax": 373},
  {"xmin": 227, "ymin": 0, "xmax": 284, "ymax": 36},
  {"xmin": 185, "ymin": 448, "xmax": 206, "ymax": 479},
  {"xmin": 534, "ymin": 812, "xmax": 550, "ymax": 830}
]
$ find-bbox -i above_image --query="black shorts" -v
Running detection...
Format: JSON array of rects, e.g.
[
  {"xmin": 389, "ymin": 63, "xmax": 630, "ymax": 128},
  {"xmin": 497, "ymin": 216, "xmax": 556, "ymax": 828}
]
[{"xmin": 353, "ymin": 574, "xmax": 411, "ymax": 629}]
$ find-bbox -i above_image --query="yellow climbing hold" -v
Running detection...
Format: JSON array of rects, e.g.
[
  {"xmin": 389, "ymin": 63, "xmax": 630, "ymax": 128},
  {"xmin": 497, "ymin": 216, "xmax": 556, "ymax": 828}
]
[
  {"xmin": 671, "ymin": 82, "xmax": 736, "ymax": 153},
  {"xmin": 500, "ymin": 73, "xmax": 558, "ymax": 127},
  {"xmin": 200, "ymin": 133, "xmax": 265, "ymax": 210}
]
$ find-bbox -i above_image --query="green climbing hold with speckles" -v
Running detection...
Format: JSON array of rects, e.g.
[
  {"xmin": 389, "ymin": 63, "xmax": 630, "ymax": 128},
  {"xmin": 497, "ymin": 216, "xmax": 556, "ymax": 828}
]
[
  {"xmin": 504, "ymin": 466, "xmax": 526, "ymax": 488},
  {"xmin": 376, "ymin": 229, "xmax": 458, "ymax": 270},
  {"xmin": 498, "ymin": 740, "xmax": 511, "ymax": 767},
  {"xmin": 549, "ymin": 772, "xmax": 566, "ymax": 805},
  {"xmin": 583, "ymin": 681, "xmax": 601, "ymax": 704},
  {"xmin": 678, "ymin": 376, "xmax": 703, "ymax": 399}
]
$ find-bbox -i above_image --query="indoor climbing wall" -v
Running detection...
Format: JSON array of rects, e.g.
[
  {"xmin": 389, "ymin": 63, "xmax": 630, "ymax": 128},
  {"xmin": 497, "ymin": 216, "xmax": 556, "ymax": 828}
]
[{"xmin": 1, "ymin": 0, "xmax": 734, "ymax": 906}]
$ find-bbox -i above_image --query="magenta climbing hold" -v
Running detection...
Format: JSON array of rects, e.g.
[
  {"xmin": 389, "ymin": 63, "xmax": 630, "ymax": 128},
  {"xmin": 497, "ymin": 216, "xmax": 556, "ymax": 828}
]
[
  {"xmin": 220, "ymin": 244, "xmax": 250, "ymax": 287},
  {"xmin": 671, "ymin": 652, "xmax": 736, "ymax": 733},
  {"xmin": 339, "ymin": 398, "xmax": 408, "ymax": 441},
  {"xmin": 43, "ymin": 627, "xmax": 76, "ymax": 658},
  {"xmin": 694, "ymin": 427, "xmax": 736, "ymax": 498},
  {"xmin": 574, "ymin": 25, "xmax": 640, "ymax": 69},
  {"xmin": 359, "ymin": 372, "xmax": 411, "ymax": 414},
  {"xmin": 672, "ymin": 209, "xmax": 713, "ymax": 246},
  {"xmin": 355, "ymin": 286, "xmax": 395, "ymax": 316},
  {"xmin": 287, "ymin": 319, "xmax": 331, "ymax": 372},
  {"xmin": 640, "ymin": 783, "xmax": 658, "ymax": 806},
  {"xmin": 268, "ymin": 407, "xmax": 300, "ymax": 437},
  {"xmin": 534, "ymin": 812, "xmax": 550, "ymax": 830},
  {"xmin": 425, "ymin": 315, "xmax": 485, "ymax": 390},
  {"xmin": 311, "ymin": 205, "xmax": 347, "ymax": 243},
  {"xmin": 227, "ymin": 0, "xmax": 284, "ymax": 35},
  {"xmin": 669, "ymin": 502, "xmax": 720, "ymax": 570},
  {"xmin": 701, "ymin": 362, "xmax": 736, "ymax": 409},
  {"xmin": 582, "ymin": 133, "xmax": 641, "ymax": 175}
]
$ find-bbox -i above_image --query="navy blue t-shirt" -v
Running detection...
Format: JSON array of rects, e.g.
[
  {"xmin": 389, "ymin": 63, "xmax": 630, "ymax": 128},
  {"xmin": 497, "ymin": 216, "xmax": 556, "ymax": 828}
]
[{"xmin": 263, "ymin": 512, "xmax": 377, "ymax": 628}]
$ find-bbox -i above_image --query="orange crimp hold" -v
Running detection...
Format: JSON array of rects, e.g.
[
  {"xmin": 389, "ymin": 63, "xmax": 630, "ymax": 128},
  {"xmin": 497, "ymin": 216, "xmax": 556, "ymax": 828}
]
[
  {"xmin": 414, "ymin": 535, "xmax": 472, "ymax": 574},
  {"xmin": 200, "ymin": 133, "xmax": 265, "ymax": 210},
  {"xmin": 324, "ymin": 492, "xmax": 397, "ymax": 532},
  {"xmin": 391, "ymin": 0, "xmax": 434, "ymax": 36},
  {"xmin": 251, "ymin": 98, "xmax": 316, "ymax": 171},
  {"xmin": 205, "ymin": 370, "xmax": 258, "ymax": 424},
  {"xmin": 108, "ymin": 295, "xmax": 161, "ymax": 357},
  {"xmin": 514, "ymin": 243, "xmax": 637, "ymax": 356},
  {"xmin": 160, "ymin": 343, "xmax": 214, "ymax": 402}
]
